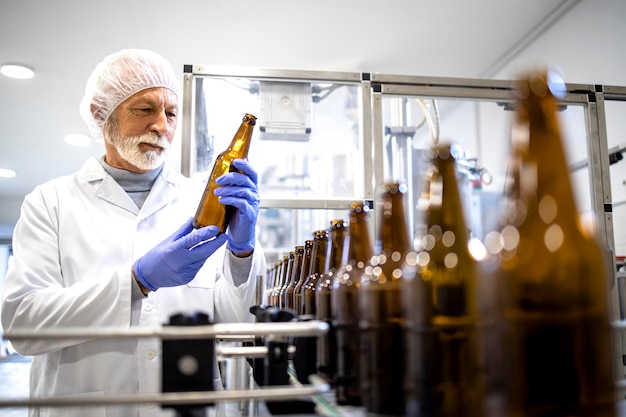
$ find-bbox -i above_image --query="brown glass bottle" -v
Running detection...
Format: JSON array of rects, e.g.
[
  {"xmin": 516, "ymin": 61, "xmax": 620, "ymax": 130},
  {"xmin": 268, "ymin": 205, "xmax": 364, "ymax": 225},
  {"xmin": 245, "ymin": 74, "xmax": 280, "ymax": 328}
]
[
  {"xmin": 400, "ymin": 144, "xmax": 485, "ymax": 417},
  {"xmin": 316, "ymin": 219, "xmax": 348, "ymax": 382},
  {"xmin": 265, "ymin": 262, "xmax": 277, "ymax": 306},
  {"xmin": 266, "ymin": 261, "xmax": 277, "ymax": 306},
  {"xmin": 294, "ymin": 239, "xmax": 314, "ymax": 315},
  {"xmin": 277, "ymin": 251, "xmax": 294, "ymax": 309},
  {"xmin": 193, "ymin": 113, "xmax": 256, "ymax": 231},
  {"xmin": 270, "ymin": 256, "xmax": 288, "ymax": 307},
  {"xmin": 360, "ymin": 183, "xmax": 411, "ymax": 416},
  {"xmin": 496, "ymin": 71, "xmax": 616, "ymax": 417},
  {"xmin": 332, "ymin": 202, "xmax": 373, "ymax": 406},
  {"xmin": 272, "ymin": 259, "xmax": 284, "ymax": 307},
  {"xmin": 302, "ymin": 230, "xmax": 329, "ymax": 316},
  {"xmin": 284, "ymin": 246, "xmax": 304, "ymax": 310}
]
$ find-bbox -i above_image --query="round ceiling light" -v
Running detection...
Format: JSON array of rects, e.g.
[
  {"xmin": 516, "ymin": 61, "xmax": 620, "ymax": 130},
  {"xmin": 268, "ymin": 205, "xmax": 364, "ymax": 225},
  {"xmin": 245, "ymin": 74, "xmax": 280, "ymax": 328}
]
[
  {"xmin": 0, "ymin": 168, "xmax": 17, "ymax": 178},
  {"xmin": 0, "ymin": 63, "xmax": 35, "ymax": 79}
]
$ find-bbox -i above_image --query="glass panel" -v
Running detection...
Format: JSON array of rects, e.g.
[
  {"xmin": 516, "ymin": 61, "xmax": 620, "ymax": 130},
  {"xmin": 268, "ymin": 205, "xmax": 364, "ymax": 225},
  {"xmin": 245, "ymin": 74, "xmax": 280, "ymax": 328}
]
[
  {"xmin": 259, "ymin": 208, "xmax": 349, "ymax": 263},
  {"xmin": 380, "ymin": 95, "xmax": 591, "ymax": 243},
  {"xmin": 190, "ymin": 76, "xmax": 364, "ymax": 201}
]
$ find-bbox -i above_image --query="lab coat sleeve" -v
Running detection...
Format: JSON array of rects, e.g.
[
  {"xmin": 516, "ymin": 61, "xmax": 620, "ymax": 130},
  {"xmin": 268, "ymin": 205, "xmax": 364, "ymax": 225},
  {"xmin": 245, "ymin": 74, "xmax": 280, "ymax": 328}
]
[
  {"xmin": 213, "ymin": 242, "xmax": 266, "ymax": 324},
  {"xmin": 0, "ymin": 188, "xmax": 133, "ymax": 356}
]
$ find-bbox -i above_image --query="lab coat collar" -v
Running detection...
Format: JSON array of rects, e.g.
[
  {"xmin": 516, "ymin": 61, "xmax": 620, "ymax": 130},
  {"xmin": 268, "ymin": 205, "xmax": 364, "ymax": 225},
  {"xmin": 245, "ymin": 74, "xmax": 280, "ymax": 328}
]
[{"xmin": 79, "ymin": 156, "xmax": 182, "ymax": 218}]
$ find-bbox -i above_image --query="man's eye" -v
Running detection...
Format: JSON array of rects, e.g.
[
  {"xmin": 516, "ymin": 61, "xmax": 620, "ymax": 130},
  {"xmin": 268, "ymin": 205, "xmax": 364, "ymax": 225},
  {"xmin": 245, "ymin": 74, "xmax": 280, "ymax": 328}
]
[
  {"xmin": 132, "ymin": 107, "xmax": 152, "ymax": 114},
  {"xmin": 167, "ymin": 112, "xmax": 177, "ymax": 119}
]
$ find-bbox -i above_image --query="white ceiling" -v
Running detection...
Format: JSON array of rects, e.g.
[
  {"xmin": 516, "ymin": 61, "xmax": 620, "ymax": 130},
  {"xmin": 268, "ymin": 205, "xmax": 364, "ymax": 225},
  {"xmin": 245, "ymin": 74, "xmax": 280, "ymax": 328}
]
[{"xmin": 0, "ymin": 0, "xmax": 582, "ymax": 230}]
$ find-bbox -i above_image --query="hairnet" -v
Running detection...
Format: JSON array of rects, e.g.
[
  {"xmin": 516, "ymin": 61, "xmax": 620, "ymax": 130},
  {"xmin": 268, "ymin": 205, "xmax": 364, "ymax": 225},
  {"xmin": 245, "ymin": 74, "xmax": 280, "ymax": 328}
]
[{"xmin": 79, "ymin": 49, "xmax": 180, "ymax": 141}]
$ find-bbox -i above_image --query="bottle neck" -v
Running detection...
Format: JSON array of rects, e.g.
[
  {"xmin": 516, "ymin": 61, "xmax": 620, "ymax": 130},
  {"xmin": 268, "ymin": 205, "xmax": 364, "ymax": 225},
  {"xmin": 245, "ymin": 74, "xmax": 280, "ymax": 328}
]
[
  {"xmin": 328, "ymin": 229, "xmax": 348, "ymax": 269},
  {"xmin": 517, "ymin": 94, "xmax": 579, "ymax": 225},
  {"xmin": 278, "ymin": 259, "xmax": 289, "ymax": 285},
  {"xmin": 297, "ymin": 247, "xmax": 313, "ymax": 285},
  {"xmin": 425, "ymin": 159, "xmax": 469, "ymax": 242},
  {"xmin": 379, "ymin": 193, "xmax": 411, "ymax": 254},
  {"xmin": 227, "ymin": 122, "xmax": 254, "ymax": 155},
  {"xmin": 311, "ymin": 240, "xmax": 329, "ymax": 275},
  {"xmin": 348, "ymin": 213, "xmax": 373, "ymax": 264},
  {"xmin": 290, "ymin": 251, "xmax": 304, "ymax": 284}
]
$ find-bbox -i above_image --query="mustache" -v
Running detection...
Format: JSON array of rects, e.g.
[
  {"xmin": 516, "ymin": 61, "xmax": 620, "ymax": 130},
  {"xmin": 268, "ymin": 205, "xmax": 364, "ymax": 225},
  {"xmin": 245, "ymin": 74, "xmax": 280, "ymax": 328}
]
[{"xmin": 131, "ymin": 133, "xmax": 170, "ymax": 150}]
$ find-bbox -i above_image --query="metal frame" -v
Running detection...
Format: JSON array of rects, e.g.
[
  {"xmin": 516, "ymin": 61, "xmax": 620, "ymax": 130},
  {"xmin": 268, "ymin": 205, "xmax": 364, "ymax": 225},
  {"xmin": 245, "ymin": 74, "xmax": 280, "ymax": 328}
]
[
  {"xmin": 180, "ymin": 66, "xmax": 625, "ymax": 383},
  {"xmin": 1, "ymin": 321, "xmax": 329, "ymax": 409},
  {"xmin": 601, "ymin": 86, "xmax": 626, "ymax": 380},
  {"xmin": 178, "ymin": 66, "xmax": 621, "ymax": 259},
  {"xmin": 368, "ymin": 74, "xmax": 603, "ymax": 248},
  {"xmin": 180, "ymin": 66, "xmax": 373, "ymax": 211}
]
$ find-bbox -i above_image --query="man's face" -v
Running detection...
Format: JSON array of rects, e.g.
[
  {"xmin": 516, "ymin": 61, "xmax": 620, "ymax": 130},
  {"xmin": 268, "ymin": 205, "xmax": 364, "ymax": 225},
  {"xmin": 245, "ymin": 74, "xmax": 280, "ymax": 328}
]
[{"xmin": 103, "ymin": 87, "xmax": 178, "ymax": 173}]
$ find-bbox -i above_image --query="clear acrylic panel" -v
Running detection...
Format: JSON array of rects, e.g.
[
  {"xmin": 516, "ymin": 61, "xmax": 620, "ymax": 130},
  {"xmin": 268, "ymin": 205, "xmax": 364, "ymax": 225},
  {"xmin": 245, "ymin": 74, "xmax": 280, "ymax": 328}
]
[
  {"xmin": 379, "ymin": 95, "xmax": 592, "ymax": 242},
  {"xmin": 259, "ymin": 207, "xmax": 350, "ymax": 263},
  {"xmin": 190, "ymin": 75, "xmax": 365, "ymax": 201}
]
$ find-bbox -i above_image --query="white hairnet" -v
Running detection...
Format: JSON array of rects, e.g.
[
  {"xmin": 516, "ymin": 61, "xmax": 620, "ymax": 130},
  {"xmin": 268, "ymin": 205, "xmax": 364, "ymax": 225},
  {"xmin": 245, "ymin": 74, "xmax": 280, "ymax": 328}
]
[{"xmin": 79, "ymin": 49, "xmax": 180, "ymax": 141}]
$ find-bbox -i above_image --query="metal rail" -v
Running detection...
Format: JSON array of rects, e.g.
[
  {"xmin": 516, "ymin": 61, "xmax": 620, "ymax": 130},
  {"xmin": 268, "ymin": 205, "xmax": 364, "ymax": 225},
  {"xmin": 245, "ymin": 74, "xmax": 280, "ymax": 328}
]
[
  {"xmin": 2, "ymin": 321, "xmax": 328, "ymax": 341},
  {"xmin": 0, "ymin": 382, "xmax": 330, "ymax": 408},
  {"xmin": 218, "ymin": 345, "xmax": 296, "ymax": 359}
]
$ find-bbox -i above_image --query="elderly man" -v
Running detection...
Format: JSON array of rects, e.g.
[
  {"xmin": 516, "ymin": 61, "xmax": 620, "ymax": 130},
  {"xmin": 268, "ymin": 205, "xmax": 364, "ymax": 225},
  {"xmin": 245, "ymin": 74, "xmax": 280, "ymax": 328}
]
[{"xmin": 1, "ymin": 49, "xmax": 265, "ymax": 417}]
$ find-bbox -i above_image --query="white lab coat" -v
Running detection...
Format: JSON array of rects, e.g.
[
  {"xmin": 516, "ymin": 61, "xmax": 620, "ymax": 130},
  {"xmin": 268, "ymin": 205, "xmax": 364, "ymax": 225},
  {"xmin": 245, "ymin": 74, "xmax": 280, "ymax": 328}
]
[{"xmin": 0, "ymin": 157, "xmax": 266, "ymax": 417}]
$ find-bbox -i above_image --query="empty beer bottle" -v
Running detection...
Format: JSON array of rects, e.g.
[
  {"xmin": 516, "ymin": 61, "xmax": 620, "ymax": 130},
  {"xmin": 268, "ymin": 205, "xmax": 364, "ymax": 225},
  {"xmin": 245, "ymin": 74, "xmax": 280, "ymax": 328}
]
[
  {"xmin": 360, "ymin": 182, "xmax": 411, "ymax": 415},
  {"xmin": 266, "ymin": 261, "xmax": 277, "ymax": 306},
  {"xmin": 333, "ymin": 202, "xmax": 373, "ymax": 406},
  {"xmin": 302, "ymin": 230, "xmax": 329, "ymax": 316},
  {"xmin": 496, "ymin": 70, "xmax": 616, "ymax": 417},
  {"xmin": 270, "ymin": 256, "xmax": 288, "ymax": 307},
  {"xmin": 400, "ymin": 144, "xmax": 485, "ymax": 417},
  {"xmin": 277, "ymin": 251, "xmax": 295, "ymax": 309},
  {"xmin": 294, "ymin": 240, "xmax": 314, "ymax": 315},
  {"xmin": 294, "ymin": 231, "xmax": 328, "ymax": 385},
  {"xmin": 316, "ymin": 219, "xmax": 348, "ymax": 382},
  {"xmin": 284, "ymin": 246, "xmax": 305, "ymax": 310},
  {"xmin": 193, "ymin": 113, "xmax": 256, "ymax": 231},
  {"xmin": 266, "ymin": 262, "xmax": 278, "ymax": 306}
]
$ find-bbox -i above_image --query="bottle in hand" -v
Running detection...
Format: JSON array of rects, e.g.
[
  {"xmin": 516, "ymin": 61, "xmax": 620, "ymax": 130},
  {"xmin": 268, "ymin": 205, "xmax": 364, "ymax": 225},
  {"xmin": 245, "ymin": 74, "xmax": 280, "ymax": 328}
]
[{"xmin": 193, "ymin": 113, "xmax": 257, "ymax": 231}]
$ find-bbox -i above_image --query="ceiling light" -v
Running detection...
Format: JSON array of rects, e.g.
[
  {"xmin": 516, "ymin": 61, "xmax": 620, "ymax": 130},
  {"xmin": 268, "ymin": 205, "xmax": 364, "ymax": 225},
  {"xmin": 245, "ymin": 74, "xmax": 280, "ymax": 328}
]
[
  {"xmin": 65, "ymin": 134, "xmax": 92, "ymax": 147},
  {"xmin": 0, "ymin": 63, "xmax": 35, "ymax": 79},
  {"xmin": 0, "ymin": 168, "xmax": 16, "ymax": 178}
]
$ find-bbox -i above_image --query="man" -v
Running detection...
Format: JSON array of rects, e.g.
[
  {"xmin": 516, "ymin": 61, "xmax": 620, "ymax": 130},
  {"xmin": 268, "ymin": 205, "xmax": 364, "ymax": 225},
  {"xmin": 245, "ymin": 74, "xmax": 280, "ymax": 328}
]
[{"xmin": 1, "ymin": 49, "xmax": 265, "ymax": 417}]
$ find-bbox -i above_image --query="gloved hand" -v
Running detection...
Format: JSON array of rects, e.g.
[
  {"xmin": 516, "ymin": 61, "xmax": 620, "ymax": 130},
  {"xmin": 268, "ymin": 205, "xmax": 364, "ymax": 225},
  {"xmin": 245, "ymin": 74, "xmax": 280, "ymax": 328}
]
[
  {"xmin": 214, "ymin": 158, "xmax": 260, "ymax": 255},
  {"xmin": 133, "ymin": 218, "xmax": 228, "ymax": 292}
]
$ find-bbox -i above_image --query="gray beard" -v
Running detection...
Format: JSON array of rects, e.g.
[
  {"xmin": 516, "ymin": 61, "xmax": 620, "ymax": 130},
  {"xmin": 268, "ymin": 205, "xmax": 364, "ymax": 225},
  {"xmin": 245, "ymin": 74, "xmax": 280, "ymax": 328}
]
[{"xmin": 107, "ymin": 131, "xmax": 170, "ymax": 171}]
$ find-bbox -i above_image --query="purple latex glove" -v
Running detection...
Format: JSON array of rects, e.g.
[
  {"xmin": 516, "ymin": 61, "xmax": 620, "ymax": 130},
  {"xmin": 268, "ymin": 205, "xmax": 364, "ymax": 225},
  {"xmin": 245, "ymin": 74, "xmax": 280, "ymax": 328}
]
[
  {"xmin": 214, "ymin": 159, "xmax": 260, "ymax": 254},
  {"xmin": 133, "ymin": 218, "xmax": 227, "ymax": 291}
]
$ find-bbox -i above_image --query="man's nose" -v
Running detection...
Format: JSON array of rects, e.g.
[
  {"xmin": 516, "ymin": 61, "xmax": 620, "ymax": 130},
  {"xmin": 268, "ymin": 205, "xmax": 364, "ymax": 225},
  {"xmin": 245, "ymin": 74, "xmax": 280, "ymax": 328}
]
[{"xmin": 150, "ymin": 110, "xmax": 169, "ymax": 136}]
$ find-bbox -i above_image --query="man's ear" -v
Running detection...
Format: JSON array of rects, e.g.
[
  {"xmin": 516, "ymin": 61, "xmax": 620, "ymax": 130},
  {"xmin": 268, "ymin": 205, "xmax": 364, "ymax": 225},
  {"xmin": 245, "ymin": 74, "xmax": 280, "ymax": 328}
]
[{"xmin": 91, "ymin": 103, "xmax": 105, "ymax": 121}]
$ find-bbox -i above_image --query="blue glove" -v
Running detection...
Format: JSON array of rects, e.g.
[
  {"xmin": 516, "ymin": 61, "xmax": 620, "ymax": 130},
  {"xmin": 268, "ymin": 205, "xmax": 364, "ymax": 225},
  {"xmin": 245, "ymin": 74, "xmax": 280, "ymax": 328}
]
[
  {"xmin": 133, "ymin": 218, "xmax": 228, "ymax": 291},
  {"xmin": 214, "ymin": 159, "xmax": 260, "ymax": 255}
]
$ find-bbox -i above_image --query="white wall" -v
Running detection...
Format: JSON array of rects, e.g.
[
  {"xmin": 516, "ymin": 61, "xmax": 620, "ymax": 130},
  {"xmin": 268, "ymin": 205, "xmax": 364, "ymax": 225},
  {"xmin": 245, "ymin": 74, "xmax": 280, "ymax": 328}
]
[
  {"xmin": 492, "ymin": 0, "xmax": 626, "ymax": 85},
  {"xmin": 468, "ymin": 0, "xmax": 626, "ymax": 253}
]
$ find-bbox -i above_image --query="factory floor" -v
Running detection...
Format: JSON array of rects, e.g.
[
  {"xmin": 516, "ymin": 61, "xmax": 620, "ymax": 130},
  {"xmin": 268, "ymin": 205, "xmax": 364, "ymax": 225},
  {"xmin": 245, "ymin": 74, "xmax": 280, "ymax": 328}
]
[{"xmin": 0, "ymin": 352, "xmax": 30, "ymax": 417}]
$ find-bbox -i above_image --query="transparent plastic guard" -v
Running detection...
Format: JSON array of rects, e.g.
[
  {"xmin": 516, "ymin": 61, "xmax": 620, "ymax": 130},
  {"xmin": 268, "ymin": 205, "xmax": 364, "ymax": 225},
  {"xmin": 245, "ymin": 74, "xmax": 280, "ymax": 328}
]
[
  {"xmin": 380, "ymin": 95, "xmax": 592, "ymax": 242},
  {"xmin": 191, "ymin": 76, "xmax": 365, "ymax": 201}
]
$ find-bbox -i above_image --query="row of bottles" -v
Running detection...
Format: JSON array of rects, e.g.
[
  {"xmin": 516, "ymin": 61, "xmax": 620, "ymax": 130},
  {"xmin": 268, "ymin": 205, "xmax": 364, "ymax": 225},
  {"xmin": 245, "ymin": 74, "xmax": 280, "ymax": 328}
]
[{"xmin": 261, "ymin": 70, "xmax": 616, "ymax": 417}]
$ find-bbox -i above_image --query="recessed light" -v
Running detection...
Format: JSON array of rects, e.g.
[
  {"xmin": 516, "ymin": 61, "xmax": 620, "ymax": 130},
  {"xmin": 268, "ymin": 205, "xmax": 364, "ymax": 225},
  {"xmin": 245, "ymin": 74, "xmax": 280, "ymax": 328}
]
[
  {"xmin": 0, "ymin": 63, "xmax": 35, "ymax": 79},
  {"xmin": 0, "ymin": 168, "xmax": 16, "ymax": 178},
  {"xmin": 65, "ymin": 134, "xmax": 92, "ymax": 147}
]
